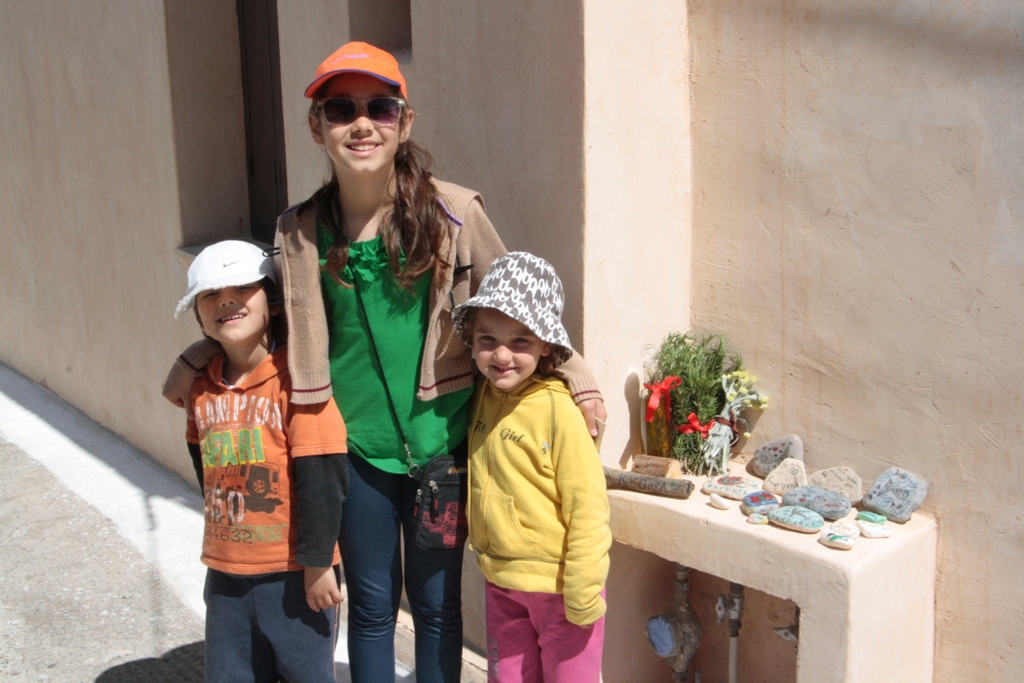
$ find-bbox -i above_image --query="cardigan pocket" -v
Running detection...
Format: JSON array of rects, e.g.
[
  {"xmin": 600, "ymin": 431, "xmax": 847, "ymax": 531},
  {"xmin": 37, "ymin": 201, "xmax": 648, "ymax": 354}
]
[{"xmin": 448, "ymin": 259, "xmax": 473, "ymax": 309}]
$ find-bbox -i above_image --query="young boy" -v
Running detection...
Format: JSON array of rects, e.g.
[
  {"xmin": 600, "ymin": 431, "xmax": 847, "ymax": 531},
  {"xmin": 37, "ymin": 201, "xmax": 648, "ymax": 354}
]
[
  {"xmin": 174, "ymin": 240, "xmax": 348, "ymax": 683},
  {"xmin": 451, "ymin": 252, "xmax": 611, "ymax": 683}
]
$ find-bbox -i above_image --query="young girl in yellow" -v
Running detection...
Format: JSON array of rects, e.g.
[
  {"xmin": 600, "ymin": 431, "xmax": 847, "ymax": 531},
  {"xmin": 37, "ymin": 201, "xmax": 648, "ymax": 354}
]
[{"xmin": 452, "ymin": 252, "xmax": 611, "ymax": 683}]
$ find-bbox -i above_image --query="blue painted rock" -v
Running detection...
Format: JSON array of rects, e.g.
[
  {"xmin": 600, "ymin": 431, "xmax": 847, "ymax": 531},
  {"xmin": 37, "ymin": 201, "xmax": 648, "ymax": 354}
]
[
  {"xmin": 863, "ymin": 467, "xmax": 929, "ymax": 523},
  {"xmin": 830, "ymin": 518, "xmax": 860, "ymax": 539},
  {"xmin": 752, "ymin": 435, "xmax": 804, "ymax": 478},
  {"xmin": 702, "ymin": 475, "xmax": 761, "ymax": 500},
  {"xmin": 762, "ymin": 458, "xmax": 808, "ymax": 496},
  {"xmin": 857, "ymin": 520, "xmax": 891, "ymax": 538},
  {"xmin": 818, "ymin": 530, "xmax": 855, "ymax": 550},
  {"xmin": 857, "ymin": 510, "xmax": 887, "ymax": 525},
  {"xmin": 709, "ymin": 493, "xmax": 730, "ymax": 509},
  {"xmin": 747, "ymin": 513, "xmax": 769, "ymax": 525},
  {"xmin": 768, "ymin": 505, "xmax": 825, "ymax": 533},
  {"xmin": 782, "ymin": 485, "xmax": 851, "ymax": 521},
  {"xmin": 740, "ymin": 491, "xmax": 779, "ymax": 516},
  {"xmin": 808, "ymin": 466, "xmax": 864, "ymax": 505}
]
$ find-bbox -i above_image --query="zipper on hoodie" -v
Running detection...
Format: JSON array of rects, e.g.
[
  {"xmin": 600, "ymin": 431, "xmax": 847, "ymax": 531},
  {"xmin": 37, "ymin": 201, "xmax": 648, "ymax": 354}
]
[{"xmin": 475, "ymin": 391, "xmax": 508, "ymax": 552}]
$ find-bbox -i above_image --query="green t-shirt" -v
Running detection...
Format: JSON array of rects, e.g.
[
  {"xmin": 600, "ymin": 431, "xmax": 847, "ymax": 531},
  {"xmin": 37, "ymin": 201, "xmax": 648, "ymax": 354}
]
[{"xmin": 318, "ymin": 224, "xmax": 473, "ymax": 474}]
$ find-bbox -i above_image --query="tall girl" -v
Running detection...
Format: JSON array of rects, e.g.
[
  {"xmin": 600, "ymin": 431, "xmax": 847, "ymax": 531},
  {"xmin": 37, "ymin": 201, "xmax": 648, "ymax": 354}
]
[{"xmin": 164, "ymin": 42, "xmax": 605, "ymax": 683}]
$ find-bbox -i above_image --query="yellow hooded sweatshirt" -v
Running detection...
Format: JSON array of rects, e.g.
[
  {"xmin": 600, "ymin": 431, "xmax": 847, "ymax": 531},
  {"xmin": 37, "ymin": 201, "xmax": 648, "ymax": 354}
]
[{"xmin": 467, "ymin": 375, "xmax": 611, "ymax": 626}]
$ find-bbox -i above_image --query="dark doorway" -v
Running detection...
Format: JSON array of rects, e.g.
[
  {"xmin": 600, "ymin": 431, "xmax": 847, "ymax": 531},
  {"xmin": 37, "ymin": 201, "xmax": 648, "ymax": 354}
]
[{"xmin": 237, "ymin": 0, "xmax": 287, "ymax": 245}]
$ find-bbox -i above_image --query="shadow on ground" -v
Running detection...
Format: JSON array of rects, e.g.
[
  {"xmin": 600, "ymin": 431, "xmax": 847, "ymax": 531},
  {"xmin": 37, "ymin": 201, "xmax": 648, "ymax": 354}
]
[
  {"xmin": 95, "ymin": 642, "xmax": 356, "ymax": 683},
  {"xmin": 96, "ymin": 642, "xmax": 204, "ymax": 682}
]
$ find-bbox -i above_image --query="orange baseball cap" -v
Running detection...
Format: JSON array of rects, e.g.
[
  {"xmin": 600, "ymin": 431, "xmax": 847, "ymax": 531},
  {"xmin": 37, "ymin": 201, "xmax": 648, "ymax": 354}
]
[{"xmin": 304, "ymin": 42, "xmax": 408, "ymax": 99}]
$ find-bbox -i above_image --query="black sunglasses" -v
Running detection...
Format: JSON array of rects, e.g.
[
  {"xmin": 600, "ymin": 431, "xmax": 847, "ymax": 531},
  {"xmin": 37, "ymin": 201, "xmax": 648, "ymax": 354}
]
[{"xmin": 316, "ymin": 97, "xmax": 406, "ymax": 127}]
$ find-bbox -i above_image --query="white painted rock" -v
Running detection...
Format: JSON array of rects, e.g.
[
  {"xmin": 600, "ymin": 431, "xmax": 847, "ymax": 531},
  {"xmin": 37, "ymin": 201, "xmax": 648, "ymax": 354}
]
[
  {"xmin": 808, "ymin": 466, "xmax": 864, "ymax": 505},
  {"xmin": 747, "ymin": 513, "xmax": 769, "ymax": 525},
  {"xmin": 762, "ymin": 458, "xmax": 808, "ymax": 496},
  {"xmin": 863, "ymin": 467, "xmax": 929, "ymax": 523},
  {"xmin": 819, "ymin": 530, "xmax": 856, "ymax": 550},
  {"xmin": 830, "ymin": 518, "xmax": 860, "ymax": 539},
  {"xmin": 767, "ymin": 505, "xmax": 824, "ymax": 533},
  {"xmin": 702, "ymin": 475, "xmax": 761, "ymax": 500},
  {"xmin": 752, "ymin": 434, "xmax": 804, "ymax": 478},
  {"xmin": 857, "ymin": 520, "xmax": 892, "ymax": 538},
  {"xmin": 709, "ymin": 493, "xmax": 730, "ymax": 509}
]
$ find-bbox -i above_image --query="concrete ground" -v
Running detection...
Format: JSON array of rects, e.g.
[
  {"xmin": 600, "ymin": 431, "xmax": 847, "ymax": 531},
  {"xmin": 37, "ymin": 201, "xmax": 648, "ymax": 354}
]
[
  {"xmin": 0, "ymin": 363, "xmax": 420, "ymax": 683},
  {"xmin": 0, "ymin": 440, "xmax": 206, "ymax": 682}
]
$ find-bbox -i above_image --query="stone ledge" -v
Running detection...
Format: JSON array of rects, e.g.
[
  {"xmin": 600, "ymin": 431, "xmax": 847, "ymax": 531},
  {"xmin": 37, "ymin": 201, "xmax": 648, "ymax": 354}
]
[{"xmin": 608, "ymin": 475, "xmax": 936, "ymax": 683}]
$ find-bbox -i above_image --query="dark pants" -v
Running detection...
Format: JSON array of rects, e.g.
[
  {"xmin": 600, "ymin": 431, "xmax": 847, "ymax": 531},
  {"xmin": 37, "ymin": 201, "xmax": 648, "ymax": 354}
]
[
  {"xmin": 340, "ymin": 454, "xmax": 465, "ymax": 683},
  {"xmin": 203, "ymin": 569, "xmax": 338, "ymax": 683}
]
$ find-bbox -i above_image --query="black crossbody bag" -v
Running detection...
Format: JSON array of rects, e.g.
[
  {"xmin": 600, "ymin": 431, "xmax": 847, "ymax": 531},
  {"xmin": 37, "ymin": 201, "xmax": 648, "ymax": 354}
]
[{"xmin": 352, "ymin": 277, "xmax": 469, "ymax": 551}]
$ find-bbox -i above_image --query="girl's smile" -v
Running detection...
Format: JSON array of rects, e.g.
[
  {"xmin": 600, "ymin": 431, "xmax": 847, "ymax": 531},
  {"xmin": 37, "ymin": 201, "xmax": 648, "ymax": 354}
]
[
  {"xmin": 471, "ymin": 308, "xmax": 553, "ymax": 392},
  {"xmin": 309, "ymin": 73, "xmax": 413, "ymax": 179}
]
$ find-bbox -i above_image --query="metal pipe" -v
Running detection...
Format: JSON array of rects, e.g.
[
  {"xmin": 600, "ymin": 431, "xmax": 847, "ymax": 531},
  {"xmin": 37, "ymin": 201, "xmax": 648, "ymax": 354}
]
[
  {"xmin": 728, "ymin": 636, "xmax": 739, "ymax": 683},
  {"xmin": 646, "ymin": 564, "xmax": 703, "ymax": 682},
  {"xmin": 716, "ymin": 582, "xmax": 744, "ymax": 683}
]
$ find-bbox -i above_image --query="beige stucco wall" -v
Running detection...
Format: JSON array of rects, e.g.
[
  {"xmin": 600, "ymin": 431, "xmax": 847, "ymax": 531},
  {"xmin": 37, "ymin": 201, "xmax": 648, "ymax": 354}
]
[
  {"xmin": 687, "ymin": 0, "xmax": 1024, "ymax": 680},
  {"xmin": 0, "ymin": 0, "xmax": 247, "ymax": 476},
  {"xmin": 581, "ymin": 3, "xmax": 695, "ymax": 681}
]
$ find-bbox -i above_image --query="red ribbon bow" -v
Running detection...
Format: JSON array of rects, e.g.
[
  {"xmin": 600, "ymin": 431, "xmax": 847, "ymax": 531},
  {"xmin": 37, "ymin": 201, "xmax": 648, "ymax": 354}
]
[
  {"xmin": 643, "ymin": 376, "xmax": 681, "ymax": 422},
  {"xmin": 677, "ymin": 412, "xmax": 713, "ymax": 439}
]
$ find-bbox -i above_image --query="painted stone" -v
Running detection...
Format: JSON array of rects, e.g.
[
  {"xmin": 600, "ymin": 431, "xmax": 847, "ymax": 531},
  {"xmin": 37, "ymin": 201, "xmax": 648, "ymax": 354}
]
[
  {"xmin": 857, "ymin": 520, "xmax": 892, "ymax": 539},
  {"xmin": 863, "ymin": 467, "xmax": 929, "ymax": 523},
  {"xmin": 709, "ymin": 493, "xmax": 730, "ymax": 510},
  {"xmin": 830, "ymin": 518, "xmax": 860, "ymax": 539},
  {"xmin": 762, "ymin": 459, "xmax": 808, "ymax": 496},
  {"xmin": 740, "ymin": 491, "xmax": 779, "ymax": 516},
  {"xmin": 818, "ymin": 530, "xmax": 856, "ymax": 550},
  {"xmin": 808, "ymin": 466, "xmax": 864, "ymax": 505},
  {"xmin": 702, "ymin": 475, "xmax": 761, "ymax": 500},
  {"xmin": 856, "ymin": 511, "xmax": 887, "ymax": 525},
  {"xmin": 782, "ymin": 486, "xmax": 851, "ymax": 521},
  {"xmin": 752, "ymin": 435, "xmax": 804, "ymax": 478},
  {"xmin": 767, "ymin": 505, "xmax": 824, "ymax": 533},
  {"xmin": 747, "ymin": 513, "xmax": 769, "ymax": 525}
]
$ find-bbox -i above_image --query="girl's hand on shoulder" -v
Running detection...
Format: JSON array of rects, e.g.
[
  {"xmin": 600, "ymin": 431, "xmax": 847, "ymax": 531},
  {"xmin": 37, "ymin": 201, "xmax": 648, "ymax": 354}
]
[
  {"xmin": 304, "ymin": 565, "xmax": 344, "ymax": 612},
  {"xmin": 162, "ymin": 363, "xmax": 194, "ymax": 412},
  {"xmin": 577, "ymin": 398, "xmax": 607, "ymax": 437}
]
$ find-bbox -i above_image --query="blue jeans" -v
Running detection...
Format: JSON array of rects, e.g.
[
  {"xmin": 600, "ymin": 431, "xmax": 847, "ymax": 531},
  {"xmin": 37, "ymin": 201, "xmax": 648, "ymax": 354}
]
[
  {"xmin": 203, "ymin": 569, "xmax": 338, "ymax": 683},
  {"xmin": 340, "ymin": 454, "xmax": 465, "ymax": 683}
]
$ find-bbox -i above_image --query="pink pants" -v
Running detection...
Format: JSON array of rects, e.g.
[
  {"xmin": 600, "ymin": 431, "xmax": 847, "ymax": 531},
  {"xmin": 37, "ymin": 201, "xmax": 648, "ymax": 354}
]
[{"xmin": 485, "ymin": 581, "xmax": 605, "ymax": 683}]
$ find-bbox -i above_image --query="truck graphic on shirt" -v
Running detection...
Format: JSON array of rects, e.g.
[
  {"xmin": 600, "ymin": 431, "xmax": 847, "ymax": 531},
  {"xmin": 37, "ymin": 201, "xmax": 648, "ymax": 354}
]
[{"xmin": 206, "ymin": 462, "xmax": 283, "ymax": 525}]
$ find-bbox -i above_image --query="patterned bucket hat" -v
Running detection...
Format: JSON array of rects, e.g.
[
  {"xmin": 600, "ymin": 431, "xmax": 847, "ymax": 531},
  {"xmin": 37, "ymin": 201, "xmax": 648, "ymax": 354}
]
[{"xmin": 452, "ymin": 252, "xmax": 574, "ymax": 366}]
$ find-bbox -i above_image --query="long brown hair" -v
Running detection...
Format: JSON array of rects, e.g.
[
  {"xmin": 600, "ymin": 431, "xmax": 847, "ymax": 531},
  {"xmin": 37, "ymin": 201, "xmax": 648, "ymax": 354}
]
[{"xmin": 303, "ymin": 101, "xmax": 450, "ymax": 289}]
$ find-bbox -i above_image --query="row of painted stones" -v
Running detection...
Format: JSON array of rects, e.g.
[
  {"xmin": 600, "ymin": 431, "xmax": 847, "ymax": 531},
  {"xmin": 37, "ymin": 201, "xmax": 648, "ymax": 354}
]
[
  {"xmin": 704, "ymin": 482, "xmax": 893, "ymax": 551},
  {"xmin": 749, "ymin": 434, "xmax": 930, "ymax": 523}
]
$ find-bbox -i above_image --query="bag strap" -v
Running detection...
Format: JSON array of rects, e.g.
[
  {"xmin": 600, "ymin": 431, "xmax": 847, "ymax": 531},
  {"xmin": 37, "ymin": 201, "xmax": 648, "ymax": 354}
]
[{"xmin": 351, "ymin": 276, "xmax": 420, "ymax": 479}]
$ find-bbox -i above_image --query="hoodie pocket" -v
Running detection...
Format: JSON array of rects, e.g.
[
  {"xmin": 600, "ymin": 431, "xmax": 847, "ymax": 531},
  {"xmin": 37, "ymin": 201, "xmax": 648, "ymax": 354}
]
[{"xmin": 484, "ymin": 492, "xmax": 539, "ymax": 558}]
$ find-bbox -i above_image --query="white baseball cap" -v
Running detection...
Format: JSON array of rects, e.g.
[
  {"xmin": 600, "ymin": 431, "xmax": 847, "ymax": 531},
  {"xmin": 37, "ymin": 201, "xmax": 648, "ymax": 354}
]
[{"xmin": 174, "ymin": 241, "xmax": 276, "ymax": 318}]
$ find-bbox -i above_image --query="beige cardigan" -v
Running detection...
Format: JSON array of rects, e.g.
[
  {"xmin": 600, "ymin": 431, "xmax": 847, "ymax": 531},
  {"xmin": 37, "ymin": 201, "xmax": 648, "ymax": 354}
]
[{"xmin": 177, "ymin": 180, "xmax": 602, "ymax": 406}]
